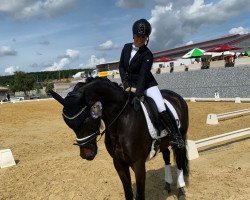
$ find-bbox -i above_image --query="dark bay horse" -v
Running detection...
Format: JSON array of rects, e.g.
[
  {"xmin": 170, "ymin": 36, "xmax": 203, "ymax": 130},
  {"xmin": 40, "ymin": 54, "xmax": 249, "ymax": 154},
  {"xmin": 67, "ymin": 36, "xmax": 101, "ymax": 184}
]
[{"xmin": 50, "ymin": 77, "xmax": 189, "ymax": 200}]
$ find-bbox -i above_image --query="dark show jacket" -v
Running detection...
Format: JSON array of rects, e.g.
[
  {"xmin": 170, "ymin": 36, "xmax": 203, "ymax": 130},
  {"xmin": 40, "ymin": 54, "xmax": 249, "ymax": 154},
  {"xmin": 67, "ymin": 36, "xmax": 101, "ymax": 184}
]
[{"xmin": 119, "ymin": 43, "xmax": 158, "ymax": 96}]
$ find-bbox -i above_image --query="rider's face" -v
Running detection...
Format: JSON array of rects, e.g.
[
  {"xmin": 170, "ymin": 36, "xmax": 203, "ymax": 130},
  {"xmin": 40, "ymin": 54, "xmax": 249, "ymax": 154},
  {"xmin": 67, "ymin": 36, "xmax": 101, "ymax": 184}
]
[{"xmin": 133, "ymin": 35, "xmax": 148, "ymax": 48}]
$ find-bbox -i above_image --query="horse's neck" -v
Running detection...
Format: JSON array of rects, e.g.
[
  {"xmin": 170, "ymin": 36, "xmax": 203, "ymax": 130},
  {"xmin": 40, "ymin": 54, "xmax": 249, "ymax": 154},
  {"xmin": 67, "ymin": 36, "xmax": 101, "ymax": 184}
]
[{"xmin": 94, "ymin": 83, "xmax": 126, "ymax": 127}]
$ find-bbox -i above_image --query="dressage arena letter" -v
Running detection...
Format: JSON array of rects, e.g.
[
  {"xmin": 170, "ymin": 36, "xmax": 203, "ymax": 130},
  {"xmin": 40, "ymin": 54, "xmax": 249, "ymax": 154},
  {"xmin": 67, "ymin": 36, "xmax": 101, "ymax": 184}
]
[{"xmin": 0, "ymin": 149, "xmax": 16, "ymax": 168}]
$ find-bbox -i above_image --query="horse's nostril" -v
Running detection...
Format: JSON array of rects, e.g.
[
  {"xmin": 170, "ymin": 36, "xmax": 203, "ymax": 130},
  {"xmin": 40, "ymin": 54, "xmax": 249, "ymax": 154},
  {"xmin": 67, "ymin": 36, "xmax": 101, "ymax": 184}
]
[
  {"xmin": 80, "ymin": 152, "xmax": 95, "ymax": 160},
  {"xmin": 85, "ymin": 156, "xmax": 94, "ymax": 161}
]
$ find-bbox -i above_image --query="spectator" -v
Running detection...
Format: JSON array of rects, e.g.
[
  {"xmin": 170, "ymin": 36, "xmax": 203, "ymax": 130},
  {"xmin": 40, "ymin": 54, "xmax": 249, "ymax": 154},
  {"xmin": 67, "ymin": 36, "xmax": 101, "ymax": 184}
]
[{"xmin": 6, "ymin": 93, "xmax": 10, "ymax": 101}]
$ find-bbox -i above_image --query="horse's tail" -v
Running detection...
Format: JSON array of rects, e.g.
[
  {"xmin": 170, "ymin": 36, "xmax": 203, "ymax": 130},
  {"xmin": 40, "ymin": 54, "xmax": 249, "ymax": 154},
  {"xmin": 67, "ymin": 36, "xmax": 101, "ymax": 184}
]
[
  {"xmin": 174, "ymin": 146, "xmax": 189, "ymax": 176},
  {"xmin": 160, "ymin": 89, "xmax": 189, "ymax": 176},
  {"xmin": 174, "ymin": 96, "xmax": 189, "ymax": 177}
]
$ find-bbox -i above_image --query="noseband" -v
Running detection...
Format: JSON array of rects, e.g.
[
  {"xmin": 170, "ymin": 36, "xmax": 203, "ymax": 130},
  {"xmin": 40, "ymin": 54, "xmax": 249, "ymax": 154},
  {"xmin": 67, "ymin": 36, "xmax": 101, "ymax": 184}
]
[{"xmin": 75, "ymin": 130, "xmax": 100, "ymax": 147}]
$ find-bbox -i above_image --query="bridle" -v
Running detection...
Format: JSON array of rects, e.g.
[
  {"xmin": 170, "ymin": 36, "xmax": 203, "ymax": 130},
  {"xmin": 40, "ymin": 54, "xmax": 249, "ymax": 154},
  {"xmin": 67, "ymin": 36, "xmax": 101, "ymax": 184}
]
[
  {"xmin": 73, "ymin": 94, "xmax": 130, "ymax": 147},
  {"xmin": 75, "ymin": 130, "xmax": 100, "ymax": 147}
]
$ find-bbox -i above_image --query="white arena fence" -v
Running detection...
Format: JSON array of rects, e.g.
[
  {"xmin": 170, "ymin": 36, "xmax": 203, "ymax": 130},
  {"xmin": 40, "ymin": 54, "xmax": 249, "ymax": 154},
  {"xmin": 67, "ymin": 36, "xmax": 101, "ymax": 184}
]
[
  {"xmin": 207, "ymin": 109, "xmax": 250, "ymax": 125},
  {"xmin": 1, "ymin": 96, "xmax": 249, "ymax": 162},
  {"xmin": 1, "ymin": 97, "xmax": 250, "ymax": 105},
  {"xmin": 184, "ymin": 97, "xmax": 250, "ymax": 103},
  {"xmin": 0, "ymin": 98, "xmax": 54, "ymax": 104},
  {"xmin": 187, "ymin": 128, "xmax": 250, "ymax": 160}
]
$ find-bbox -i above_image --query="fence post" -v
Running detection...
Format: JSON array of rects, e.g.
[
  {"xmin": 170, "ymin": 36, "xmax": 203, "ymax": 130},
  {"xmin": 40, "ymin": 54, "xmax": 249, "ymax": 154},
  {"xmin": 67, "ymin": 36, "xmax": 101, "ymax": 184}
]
[
  {"xmin": 186, "ymin": 140, "xmax": 199, "ymax": 160},
  {"xmin": 190, "ymin": 97, "xmax": 196, "ymax": 102},
  {"xmin": 235, "ymin": 97, "xmax": 241, "ymax": 103},
  {"xmin": 0, "ymin": 149, "xmax": 16, "ymax": 168},
  {"xmin": 206, "ymin": 114, "xmax": 219, "ymax": 124}
]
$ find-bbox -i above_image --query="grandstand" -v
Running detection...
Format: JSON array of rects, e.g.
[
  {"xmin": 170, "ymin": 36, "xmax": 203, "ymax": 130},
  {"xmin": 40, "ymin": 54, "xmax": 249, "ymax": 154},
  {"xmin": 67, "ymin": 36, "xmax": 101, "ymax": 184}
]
[
  {"xmin": 152, "ymin": 33, "xmax": 250, "ymax": 71},
  {"xmin": 96, "ymin": 33, "xmax": 250, "ymax": 74},
  {"xmin": 153, "ymin": 33, "xmax": 250, "ymax": 59}
]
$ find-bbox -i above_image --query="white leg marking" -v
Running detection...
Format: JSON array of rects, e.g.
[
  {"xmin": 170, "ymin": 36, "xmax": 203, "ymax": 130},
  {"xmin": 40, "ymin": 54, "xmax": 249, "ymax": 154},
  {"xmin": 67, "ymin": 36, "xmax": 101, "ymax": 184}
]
[
  {"xmin": 176, "ymin": 168, "xmax": 186, "ymax": 188},
  {"xmin": 164, "ymin": 164, "xmax": 173, "ymax": 184}
]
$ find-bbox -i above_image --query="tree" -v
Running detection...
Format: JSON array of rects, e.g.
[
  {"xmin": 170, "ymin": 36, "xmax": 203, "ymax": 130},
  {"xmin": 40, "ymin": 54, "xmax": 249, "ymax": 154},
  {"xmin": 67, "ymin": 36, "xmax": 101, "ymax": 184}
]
[
  {"xmin": 34, "ymin": 82, "xmax": 43, "ymax": 94},
  {"xmin": 11, "ymin": 71, "xmax": 36, "ymax": 96},
  {"xmin": 45, "ymin": 82, "xmax": 54, "ymax": 94}
]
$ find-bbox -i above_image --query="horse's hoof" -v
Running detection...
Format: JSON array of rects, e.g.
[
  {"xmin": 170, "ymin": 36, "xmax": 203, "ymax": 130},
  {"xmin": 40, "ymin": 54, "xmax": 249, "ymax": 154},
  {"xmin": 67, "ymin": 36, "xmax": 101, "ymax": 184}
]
[
  {"xmin": 164, "ymin": 182, "xmax": 171, "ymax": 193},
  {"xmin": 177, "ymin": 187, "xmax": 186, "ymax": 200}
]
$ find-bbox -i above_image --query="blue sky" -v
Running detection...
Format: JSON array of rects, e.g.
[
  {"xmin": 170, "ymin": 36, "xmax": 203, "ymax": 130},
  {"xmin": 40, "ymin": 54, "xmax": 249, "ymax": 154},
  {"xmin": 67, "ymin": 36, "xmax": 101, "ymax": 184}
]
[{"xmin": 0, "ymin": 0, "xmax": 250, "ymax": 75}]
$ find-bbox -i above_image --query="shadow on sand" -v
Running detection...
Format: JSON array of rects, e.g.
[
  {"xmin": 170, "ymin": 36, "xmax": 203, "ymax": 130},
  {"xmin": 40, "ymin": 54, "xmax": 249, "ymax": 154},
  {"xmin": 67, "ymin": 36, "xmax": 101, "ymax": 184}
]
[{"xmin": 132, "ymin": 165, "xmax": 188, "ymax": 200}]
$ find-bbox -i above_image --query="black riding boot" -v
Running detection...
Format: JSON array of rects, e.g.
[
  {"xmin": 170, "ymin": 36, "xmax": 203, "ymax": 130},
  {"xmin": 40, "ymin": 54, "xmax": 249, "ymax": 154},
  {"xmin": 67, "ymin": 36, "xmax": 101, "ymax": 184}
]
[{"xmin": 160, "ymin": 110, "xmax": 184, "ymax": 149}]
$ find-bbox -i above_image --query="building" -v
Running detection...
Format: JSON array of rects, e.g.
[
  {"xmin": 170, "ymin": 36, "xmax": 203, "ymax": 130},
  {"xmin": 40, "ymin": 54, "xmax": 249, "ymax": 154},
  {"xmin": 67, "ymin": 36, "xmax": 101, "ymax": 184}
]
[
  {"xmin": 96, "ymin": 61, "xmax": 120, "ymax": 77},
  {"xmin": 153, "ymin": 33, "xmax": 250, "ymax": 59},
  {"xmin": 0, "ymin": 86, "xmax": 9, "ymax": 101},
  {"xmin": 96, "ymin": 33, "xmax": 250, "ymax": 76}
]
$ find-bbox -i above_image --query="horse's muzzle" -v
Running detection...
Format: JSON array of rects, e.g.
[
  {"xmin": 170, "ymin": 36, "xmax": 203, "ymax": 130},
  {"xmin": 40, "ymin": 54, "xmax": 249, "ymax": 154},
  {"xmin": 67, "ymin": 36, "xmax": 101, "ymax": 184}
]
[
  {"xmin": 79, "ymin": 145, "xmax": 97, "ymax": 161},
  {"xmin": 80, "ymin": 153, "xmax": 95, "ymax": 161}
]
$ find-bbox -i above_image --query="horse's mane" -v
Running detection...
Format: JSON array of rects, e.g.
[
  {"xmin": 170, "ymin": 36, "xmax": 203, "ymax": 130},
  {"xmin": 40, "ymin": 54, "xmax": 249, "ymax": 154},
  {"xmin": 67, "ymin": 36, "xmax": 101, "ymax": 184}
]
[{"xmin": 84, "ymin": 77, "xmax": 125, "ymax": 92}]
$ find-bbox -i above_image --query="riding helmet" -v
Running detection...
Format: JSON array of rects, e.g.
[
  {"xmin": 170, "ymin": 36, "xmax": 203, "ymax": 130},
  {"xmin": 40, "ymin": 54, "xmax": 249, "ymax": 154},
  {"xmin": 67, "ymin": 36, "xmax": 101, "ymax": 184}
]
[{"xmin": 132, "ymin": 19, "xmax": 152, "ymax": 36}]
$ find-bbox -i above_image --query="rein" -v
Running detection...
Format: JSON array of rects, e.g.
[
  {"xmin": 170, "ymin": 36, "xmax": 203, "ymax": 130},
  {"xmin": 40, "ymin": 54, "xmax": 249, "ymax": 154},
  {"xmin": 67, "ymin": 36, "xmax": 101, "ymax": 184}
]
[
  {"xmin": 102, "ymin": 92, "xmax": 131, "ymax": 133},
  {"xmin": 62, "ymin": 106, "xmax": 87, "ymax": 120}
]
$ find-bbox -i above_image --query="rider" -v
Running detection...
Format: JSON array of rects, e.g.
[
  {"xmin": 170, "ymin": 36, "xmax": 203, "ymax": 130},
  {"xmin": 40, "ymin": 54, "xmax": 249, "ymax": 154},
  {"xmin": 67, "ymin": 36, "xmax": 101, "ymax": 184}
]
[{"xmin": 118, "ymin": 18, "xmax": 184, "ymax": 149}]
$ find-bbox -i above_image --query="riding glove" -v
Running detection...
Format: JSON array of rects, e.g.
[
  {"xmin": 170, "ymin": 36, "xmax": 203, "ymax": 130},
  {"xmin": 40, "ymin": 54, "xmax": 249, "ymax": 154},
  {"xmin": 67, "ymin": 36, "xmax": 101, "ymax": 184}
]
[{"xmin": 122, "ymin": 81, "xmax": 129, "ymax": 90}]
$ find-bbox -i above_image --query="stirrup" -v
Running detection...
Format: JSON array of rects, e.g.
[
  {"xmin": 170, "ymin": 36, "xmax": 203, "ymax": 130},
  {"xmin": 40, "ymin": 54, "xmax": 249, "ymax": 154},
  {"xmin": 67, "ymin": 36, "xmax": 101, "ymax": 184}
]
[{"xmin": 154, "ymin": 139, "xmax": 161, "ymax": 152}]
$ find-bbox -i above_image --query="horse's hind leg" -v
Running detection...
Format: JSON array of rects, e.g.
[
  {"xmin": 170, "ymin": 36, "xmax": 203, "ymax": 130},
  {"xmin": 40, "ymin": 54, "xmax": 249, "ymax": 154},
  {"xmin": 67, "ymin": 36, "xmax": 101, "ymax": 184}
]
[
  {"xmin": 174, "ymin": 148, "xmax": 188, "ymax": 199},
  {"xmin": 113, "ymin": 159, "xmax": 133, "ymax": 200},
  {"xmin": 132, "ymin": 160, "xmax": 146, "ymax": 200},
  {"xmin": 162, "ymin": 148, "xmax": 173, "ymax": 193}
]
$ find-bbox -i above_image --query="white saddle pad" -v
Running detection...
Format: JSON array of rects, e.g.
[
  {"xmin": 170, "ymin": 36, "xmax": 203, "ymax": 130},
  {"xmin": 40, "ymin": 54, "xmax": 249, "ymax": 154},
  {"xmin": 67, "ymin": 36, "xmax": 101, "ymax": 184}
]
[{"xmin": 140, "ymin": 99, "xmax": 181, "ymax": 140}]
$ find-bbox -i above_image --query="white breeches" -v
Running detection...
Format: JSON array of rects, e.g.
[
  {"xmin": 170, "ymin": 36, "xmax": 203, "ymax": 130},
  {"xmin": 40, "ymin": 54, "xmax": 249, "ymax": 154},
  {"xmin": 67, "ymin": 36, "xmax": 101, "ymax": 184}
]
[{"xmin": 144, "ymin": 86, "xmax": 166, "ymax": 112}]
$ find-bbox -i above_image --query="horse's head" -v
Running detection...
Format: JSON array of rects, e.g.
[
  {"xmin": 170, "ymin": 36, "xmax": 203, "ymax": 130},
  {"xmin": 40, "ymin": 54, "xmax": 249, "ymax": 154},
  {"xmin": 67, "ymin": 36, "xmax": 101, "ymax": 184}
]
[
  {"xmin": 49, "ymin": 79, "xmax": 105, "ymax": 160},
  {"xmin": 73, "ymin": 101, "xmax": 104, "ymax": 160},
  {"xmin": 75, "ymin": 116, "xmax": 103, "ymax": 161}
]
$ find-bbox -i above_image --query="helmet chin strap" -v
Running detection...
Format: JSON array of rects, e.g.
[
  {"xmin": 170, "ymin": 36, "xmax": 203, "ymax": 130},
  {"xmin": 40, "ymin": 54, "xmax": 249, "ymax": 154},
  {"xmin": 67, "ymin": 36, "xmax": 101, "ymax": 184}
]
[
  {"xmin": 133, "ymin": 35, "xmax": 149, "ymax": 46},
  {"xmin": 145, "ymin": 37, "xmax": 149, "ymax": 46}
]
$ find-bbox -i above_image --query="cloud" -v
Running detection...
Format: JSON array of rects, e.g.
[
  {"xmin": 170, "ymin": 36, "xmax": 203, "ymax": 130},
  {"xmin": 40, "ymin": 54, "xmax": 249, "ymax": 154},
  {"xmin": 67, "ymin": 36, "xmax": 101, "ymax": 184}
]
[
  {"xmin": 66, "ymin": 49, "xmax": 80, "ymax": 59},
  {"xmin": 39, "ymin": 41, "xmax": 50, "ymax": 45},
  {"xmin": 186, "ymin": 41, "xmax": 194, "ymax": 45},
  {"xmin": 82, "ymin": 55, "xmax": 106, "ymax": 68},
  {"xmin": 36, "ymin": 52, "xmax": 43, "ymax": 55},
  {"xmin": 0, "ymin": 46, "xmax": 17, "ymax": 56},
  {"xmin": 43, "ymin": 49, "xmax": 80, "ymax": 71},
  {"xmin": 0, "ymin": 0, "xmax": 77, "ymax": 20},
  {"xmin": 116, "ymin": 0, "xmax": 146, "ymax": 8},
  {"xmin": 149, "ymin": 3, "xmax": 184, "ymax": 51},
  {"xmin": 229, "ymin": 26, "xmax": 249, "ymax": 34},
  {"xmin": 148, "ymin": 0, "xmax": 250, "ymax": 51},
  {"xmin": 97, "ymin": 40, "xmax": 118, "ymax": 50},
  {"xmin": 4, "ymin": 66, "xmax": 19, "ymax": 75},
  {"xmin": 43, "ymin": 58, "xmax": 70, "ymax": 71}
]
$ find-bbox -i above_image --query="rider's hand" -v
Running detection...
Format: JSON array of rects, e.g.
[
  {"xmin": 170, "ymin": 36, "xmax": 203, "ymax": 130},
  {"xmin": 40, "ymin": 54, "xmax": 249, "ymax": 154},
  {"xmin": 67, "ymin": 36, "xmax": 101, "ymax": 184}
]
[{"xmin": 123, "ymin": 81, "xmax": 129, "ymax": 90}]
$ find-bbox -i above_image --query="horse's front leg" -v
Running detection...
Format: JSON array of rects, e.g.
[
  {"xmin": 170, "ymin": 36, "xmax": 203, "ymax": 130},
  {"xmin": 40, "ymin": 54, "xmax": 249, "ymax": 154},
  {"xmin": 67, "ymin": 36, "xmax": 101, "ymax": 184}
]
[
  {"xmin": 113, "ymin": 159, "xmax": 133, "ymax": 200},
  {"xmin": 132, "ymin": 160, "xmax": 146, "ymax": 200}
]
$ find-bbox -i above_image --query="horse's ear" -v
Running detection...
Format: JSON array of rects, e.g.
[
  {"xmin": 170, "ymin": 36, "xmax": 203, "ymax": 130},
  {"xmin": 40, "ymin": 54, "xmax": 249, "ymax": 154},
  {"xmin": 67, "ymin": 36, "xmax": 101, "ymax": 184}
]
[{"xmin": 49, "ymin": 90, "xmax": 65, "ymax": 106}]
